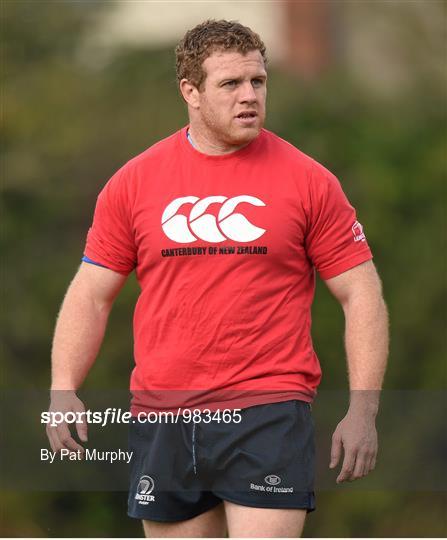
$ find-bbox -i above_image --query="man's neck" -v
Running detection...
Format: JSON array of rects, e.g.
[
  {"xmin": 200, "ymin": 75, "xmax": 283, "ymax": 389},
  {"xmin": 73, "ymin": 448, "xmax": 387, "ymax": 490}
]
[{"xmin": 187, "ymin": 125, "xmax": 251, "ymax": 156}]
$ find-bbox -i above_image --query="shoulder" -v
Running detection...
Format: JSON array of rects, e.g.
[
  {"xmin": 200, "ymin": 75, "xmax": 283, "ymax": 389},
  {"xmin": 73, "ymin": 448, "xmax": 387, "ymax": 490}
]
[
  {"xmin": 103, "ymin": 129, "xmax": 182, "ymax": 195},
  {"xmin": 124, "ymin": 129, "xmax": 181, "ymax": 173},
  {"xmin": 261, "ymin": 128, "xmax": 337, "ymax": 187},
  {"xmin": 261, "ymin": 129, "xmax": 331, "ymax": 174}
]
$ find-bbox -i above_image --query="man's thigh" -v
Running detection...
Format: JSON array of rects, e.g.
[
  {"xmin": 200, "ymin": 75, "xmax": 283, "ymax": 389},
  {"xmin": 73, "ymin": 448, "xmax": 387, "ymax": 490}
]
[
  {"xmin": 142, "ymin": 502, "xmax": 227, "ymax": 538},
  {"xmin": 224, "ymin": 500, "xmax": 307, "ymax": 538}
]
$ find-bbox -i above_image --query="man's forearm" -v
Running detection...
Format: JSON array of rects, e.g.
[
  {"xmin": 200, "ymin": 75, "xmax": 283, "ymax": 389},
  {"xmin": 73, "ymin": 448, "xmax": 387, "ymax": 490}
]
[
  {"xmin": 342, "ymin": 292, "xmax": 389, "ymax": 415},
  {"xmin": 51, "ymin": 281, "xmax": 112, "ymax": 391}
]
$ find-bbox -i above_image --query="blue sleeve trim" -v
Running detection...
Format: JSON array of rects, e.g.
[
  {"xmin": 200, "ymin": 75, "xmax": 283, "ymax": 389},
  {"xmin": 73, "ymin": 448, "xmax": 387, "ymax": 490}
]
[{"xmin": 81, "ymin": 255, "xmax": 109, "ymax": 269}]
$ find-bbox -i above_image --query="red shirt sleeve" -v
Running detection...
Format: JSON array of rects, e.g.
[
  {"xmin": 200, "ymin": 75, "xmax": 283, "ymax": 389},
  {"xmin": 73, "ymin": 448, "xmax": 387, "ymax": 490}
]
[
  {"xmin": 83, "ymin": 166, "xmax": 137, "ymax": 275},
  {"xmin": 305, "ymin": 161, "xmax": 373, "ymax": 280}
]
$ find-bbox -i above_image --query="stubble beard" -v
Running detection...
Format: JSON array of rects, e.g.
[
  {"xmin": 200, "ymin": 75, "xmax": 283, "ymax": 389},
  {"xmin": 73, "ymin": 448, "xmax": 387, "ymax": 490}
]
[{"xmin": 200, "ymin": 107, "xmax": 263, "ymax": 149}]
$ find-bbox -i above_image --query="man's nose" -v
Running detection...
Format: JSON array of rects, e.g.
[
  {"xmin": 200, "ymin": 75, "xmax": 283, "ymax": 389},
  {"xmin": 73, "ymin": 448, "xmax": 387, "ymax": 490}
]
[{"xmin": 238, "ymin": 81, "xmax": 257, "ymax": 103}]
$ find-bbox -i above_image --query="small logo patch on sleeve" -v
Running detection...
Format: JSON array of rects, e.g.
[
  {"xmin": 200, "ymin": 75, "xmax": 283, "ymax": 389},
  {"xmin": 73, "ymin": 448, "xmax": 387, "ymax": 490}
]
[{"xmin": 352, "ymin": 221, "xmax": 366, "ymax": 242}]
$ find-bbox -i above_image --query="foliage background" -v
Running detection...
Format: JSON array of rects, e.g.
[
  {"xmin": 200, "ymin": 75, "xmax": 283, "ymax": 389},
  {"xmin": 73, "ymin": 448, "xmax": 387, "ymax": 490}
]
[{"xmin": 1, "ymin": 0, "xmax": 446, "ymax": 537}]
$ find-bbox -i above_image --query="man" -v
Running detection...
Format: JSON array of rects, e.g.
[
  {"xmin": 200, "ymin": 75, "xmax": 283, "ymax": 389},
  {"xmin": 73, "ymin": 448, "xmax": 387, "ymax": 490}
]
[{"xmin": 46, "ymin": 19, "xmax": 388, "ymax": 538}]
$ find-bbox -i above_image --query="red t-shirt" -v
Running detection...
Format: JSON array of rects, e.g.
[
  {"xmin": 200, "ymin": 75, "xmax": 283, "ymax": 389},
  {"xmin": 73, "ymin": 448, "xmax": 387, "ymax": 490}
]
[{"xmin": 84, "ymin": 126, "xmax": 373, "ymax": 413}]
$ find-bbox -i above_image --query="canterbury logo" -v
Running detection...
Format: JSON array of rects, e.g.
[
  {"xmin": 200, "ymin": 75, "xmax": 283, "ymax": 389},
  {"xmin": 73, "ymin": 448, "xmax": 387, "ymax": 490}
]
[{"xmin": 161, "ymin": 195, "xmax": 267, "ymax": 243}]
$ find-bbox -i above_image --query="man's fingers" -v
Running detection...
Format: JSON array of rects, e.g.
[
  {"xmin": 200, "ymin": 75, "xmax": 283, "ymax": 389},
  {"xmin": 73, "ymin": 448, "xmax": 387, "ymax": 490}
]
[
  {"xmin": 336, "ymin": 447, "xmax": 356, "ymax": 483},
  {"xmin": 329, "ymin": 433, "xmax": 342, "ymax": 468},
  {"xmin": 48, "ymin": 426, "xmax": 65, "ymax": 453},
  {"xmin": 75, "ymin": 420, "xmax": 88, "ymax": 443},
  {"xmin": 351, "ymin": 450, "xmax": 368, "ymax": 480},
  {"xmin": 365, "ymin": 455, "xmax": 373, "ymax": 476},
  {"xmin": 47, "ymin": 424, "xmax": 84, "ymax": 457},
  {"xmin": 56, "ymin": 423, "xmax": 84, "ymax": 453},
  {"xmin": 363, "ymin": 444, "xmax": 377, "ymax": 475},
  {"xmin": 46, "ymin": 423, "xmax": 64, "ymax": 452},
  {"xmin": 72, "ymin": 403, "xmax": 88, "ymax": 442},
  {"xmin": 46, "ymin": 427, "xmax": 59, "ymax": 453}
]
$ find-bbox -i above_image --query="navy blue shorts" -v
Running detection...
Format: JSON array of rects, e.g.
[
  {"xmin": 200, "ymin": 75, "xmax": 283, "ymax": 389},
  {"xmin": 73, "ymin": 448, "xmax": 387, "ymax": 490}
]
[{"xmin": 127, "ymin": 399, "xmax": 316, "ymax": 522}]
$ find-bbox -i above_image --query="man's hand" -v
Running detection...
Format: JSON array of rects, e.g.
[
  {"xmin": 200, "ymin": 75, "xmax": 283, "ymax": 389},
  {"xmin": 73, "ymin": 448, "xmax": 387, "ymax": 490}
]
[
  {"xmin": 329, "ymin": 408, "xmax": 378, "ymax": 483},
  {"xmin": 45, "ymin": 390, "xmax": 88, "ymax": 454}
]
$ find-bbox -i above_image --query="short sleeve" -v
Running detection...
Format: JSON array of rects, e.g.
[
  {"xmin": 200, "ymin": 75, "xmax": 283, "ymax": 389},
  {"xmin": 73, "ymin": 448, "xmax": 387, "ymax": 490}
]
[
  {"xmin": 83, "ymin": 166, "xmax": 137, "ymax": 275},
  {"xmin": 305, "ymin": 161, "xmax": 373, "ymax": 280}
]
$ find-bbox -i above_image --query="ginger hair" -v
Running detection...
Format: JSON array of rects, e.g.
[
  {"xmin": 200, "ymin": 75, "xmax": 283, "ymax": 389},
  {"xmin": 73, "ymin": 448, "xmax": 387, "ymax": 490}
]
[{"xmin": 175, "ymin": 19, "xmax": 267, "ymax": 90}]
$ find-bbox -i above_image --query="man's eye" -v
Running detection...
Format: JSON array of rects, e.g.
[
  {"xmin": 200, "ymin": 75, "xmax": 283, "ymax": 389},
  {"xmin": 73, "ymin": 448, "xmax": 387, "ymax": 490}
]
[
  {"xmin": 224, "ymin": 81, "xmax": 237, "ymax": 87},
  {"xmin": 252, "ymin": 79, "xmax": 264, "ymax": 87}
]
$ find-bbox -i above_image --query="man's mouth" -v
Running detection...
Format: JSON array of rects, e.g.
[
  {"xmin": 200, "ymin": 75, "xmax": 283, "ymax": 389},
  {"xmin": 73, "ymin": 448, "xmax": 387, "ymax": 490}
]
[{"xmin": 236, "ymin": 111, "xmax": 257, "ymax": 119}]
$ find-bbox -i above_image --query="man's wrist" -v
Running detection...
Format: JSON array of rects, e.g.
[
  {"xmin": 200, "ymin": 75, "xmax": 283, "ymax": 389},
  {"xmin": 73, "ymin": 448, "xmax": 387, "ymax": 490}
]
[
  {"xmin": 50, "ymin": 384, "xmax": 78, "ymax": 393},
  {"xmin": 348, "ymin": 389, "xmax": 381, "ymax": 418}
]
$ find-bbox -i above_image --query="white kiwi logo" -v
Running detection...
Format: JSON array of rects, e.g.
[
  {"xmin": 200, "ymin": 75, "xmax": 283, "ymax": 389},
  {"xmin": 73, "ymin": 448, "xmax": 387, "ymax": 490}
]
[{"xmin": 161, "ymin": 195, "xmax": 266, "ymax": 243}]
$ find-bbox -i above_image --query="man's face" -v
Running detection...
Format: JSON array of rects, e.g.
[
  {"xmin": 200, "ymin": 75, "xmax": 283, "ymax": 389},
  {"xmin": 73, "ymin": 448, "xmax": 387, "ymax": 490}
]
[{"xmin": 195, "ymin": 49, "xmax": 267, "ymax": 147}]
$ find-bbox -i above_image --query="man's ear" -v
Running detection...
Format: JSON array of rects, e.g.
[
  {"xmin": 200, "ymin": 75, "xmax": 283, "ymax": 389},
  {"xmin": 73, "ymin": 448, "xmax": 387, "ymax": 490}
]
[{"xmin": 179, "ymin": 79, "xmax": 200, "ymax": 109}]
